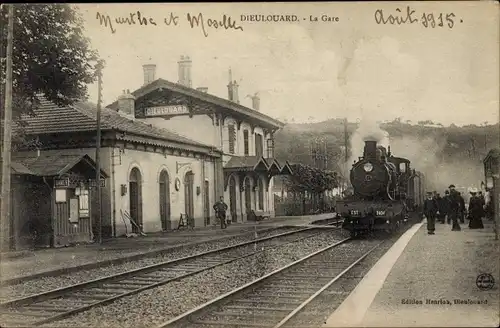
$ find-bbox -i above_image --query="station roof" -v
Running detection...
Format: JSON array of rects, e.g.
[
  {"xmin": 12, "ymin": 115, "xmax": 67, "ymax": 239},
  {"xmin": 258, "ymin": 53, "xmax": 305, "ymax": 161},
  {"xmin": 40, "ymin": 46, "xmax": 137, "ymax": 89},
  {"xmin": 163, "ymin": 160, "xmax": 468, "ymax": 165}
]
[
  {"xmin": 9, "ymin": 153, "xmax": 109, "ymax": 178},
  {"xmin": 105, "ymin": 79, "xmax": 284, "ymax": 130},
  {"xmin": 16, "ymin": 97, "xmax": 219, "ymax": 156}
]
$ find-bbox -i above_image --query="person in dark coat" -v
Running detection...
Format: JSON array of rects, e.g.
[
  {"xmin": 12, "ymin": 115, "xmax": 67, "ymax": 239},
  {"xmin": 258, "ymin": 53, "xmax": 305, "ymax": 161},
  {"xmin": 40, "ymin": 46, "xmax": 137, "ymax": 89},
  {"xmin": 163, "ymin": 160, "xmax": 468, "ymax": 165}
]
[
  {"xmin": 213, "ymin": 196, "xmax": 228, "ymax": 229},
  {"xmin": 457, "ymin": 192, "xmax": 466, "ymax": 224},
  {"xmin": 423, "ymin": 192, "xmax": 439, "ymax": 234},
  {"xmin": 478, "ymin": 191, "xmax": 486, "ymax": 218},
  {"xmin": 448, "ymin": 185, "xmax": 461, "ymax": 231},
  {"xmin": 444, "ymin": 190, "xmax": 452, "ymax": 224},
  {"xmin": 468, "ymin": 189, "xmax": 484, "ymax": 229},
  {"xmin": 435, "ymin": 193, "xmax": 448, "ymax": 224}
]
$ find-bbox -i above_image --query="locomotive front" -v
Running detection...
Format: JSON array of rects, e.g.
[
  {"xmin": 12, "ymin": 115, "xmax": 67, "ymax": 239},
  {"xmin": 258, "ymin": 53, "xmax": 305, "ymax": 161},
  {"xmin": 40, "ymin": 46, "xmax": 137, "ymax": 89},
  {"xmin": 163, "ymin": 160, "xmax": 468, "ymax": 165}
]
[{"xmin": 350, "ymin": 140, "xmax": 394, "ymax": 198}]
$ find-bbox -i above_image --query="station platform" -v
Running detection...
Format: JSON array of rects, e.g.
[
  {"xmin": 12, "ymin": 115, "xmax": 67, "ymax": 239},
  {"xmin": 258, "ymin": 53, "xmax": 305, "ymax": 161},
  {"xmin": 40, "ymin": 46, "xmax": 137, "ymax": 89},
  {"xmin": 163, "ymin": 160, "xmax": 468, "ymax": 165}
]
[
  {"xmin": 325, "ymin": 219, "xmax": 500, "ymax": 327},
  {"xmin": 0, "ymin": 213, "xmax": 332, "ymax": 282}
]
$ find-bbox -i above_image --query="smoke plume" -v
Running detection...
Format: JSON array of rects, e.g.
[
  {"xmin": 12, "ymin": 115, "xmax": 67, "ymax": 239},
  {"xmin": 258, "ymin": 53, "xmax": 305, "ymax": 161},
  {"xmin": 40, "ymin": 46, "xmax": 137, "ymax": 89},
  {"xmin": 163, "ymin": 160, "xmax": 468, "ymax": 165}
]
[
  {"xmin": 342, "ymin": 119, "xmax": 390, "ymax": 178},
  {"xmin": 388, "ymin": 135, "xmax": 484, "ymax": 198}
]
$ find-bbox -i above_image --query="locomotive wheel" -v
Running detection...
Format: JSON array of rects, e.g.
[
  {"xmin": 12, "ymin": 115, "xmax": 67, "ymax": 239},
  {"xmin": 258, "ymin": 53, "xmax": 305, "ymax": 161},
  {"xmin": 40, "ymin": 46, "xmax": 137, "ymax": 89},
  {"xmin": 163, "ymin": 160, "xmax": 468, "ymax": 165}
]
[{"xmin": 350, "ymin": 230, "xmax": 358, "ymax": 238}]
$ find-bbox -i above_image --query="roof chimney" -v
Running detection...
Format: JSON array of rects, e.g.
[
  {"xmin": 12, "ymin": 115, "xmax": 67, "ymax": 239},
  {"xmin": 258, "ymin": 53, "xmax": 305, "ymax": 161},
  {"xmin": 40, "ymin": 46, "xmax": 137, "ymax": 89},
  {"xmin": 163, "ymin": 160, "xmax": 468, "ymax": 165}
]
[
  {"xmin": 178, "ymin": 55, "xmax": 192, "ymax": 87},
  {"xmin": 196, "ymin": 87, "xmax": 208, "ymax": 93},
  {"xmin": 142, "ymin": 64, "xmax": 156, "ymax": 85},
  {"xmin": 117, "ymin": 89, "xmax": 136, "ymax": 118},
  {"xmin": 227, "ymin": 68, "xmax": 239, "ymax": 104},
  {"xmin": 250, "ymin": 93, "xmax": 260, "ymax": 111}
]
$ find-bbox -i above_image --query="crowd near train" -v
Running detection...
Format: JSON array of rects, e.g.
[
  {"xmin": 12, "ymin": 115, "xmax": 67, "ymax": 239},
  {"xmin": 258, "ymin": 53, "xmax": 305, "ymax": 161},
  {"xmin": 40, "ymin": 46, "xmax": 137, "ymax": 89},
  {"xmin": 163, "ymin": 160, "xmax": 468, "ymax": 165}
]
[{"xmin": 335, "ymin": 139, "xmax": 493, "ymax": 237}]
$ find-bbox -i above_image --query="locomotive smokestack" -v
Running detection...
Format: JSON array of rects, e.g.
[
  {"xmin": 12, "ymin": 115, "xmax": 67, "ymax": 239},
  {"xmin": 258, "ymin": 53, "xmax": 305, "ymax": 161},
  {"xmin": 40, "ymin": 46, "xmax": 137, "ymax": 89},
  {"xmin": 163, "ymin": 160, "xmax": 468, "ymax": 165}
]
[{"xmin": 363, "ymin": 140, "xmax": 377, "ymax": 160}]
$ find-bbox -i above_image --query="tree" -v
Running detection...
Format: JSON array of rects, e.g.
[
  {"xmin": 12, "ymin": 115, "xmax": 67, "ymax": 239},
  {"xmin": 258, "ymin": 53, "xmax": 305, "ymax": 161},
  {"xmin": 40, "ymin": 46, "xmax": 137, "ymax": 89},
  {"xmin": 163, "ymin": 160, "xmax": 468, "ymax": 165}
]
[{"xmin": 0, "ymin": 4, "xmax": 99, "ymax": 146}]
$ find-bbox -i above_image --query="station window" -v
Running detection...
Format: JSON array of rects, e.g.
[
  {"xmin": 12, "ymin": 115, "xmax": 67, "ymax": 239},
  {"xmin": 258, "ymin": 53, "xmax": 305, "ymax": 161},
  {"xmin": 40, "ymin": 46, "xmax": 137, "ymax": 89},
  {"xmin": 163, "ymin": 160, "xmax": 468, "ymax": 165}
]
[
  {"xmin": 228, "ymin": 124, "xmax": 236, "ymax": 154},
  {"xmin": 243, "ymin": 130, "xmax": 249, "ymax": 156}
]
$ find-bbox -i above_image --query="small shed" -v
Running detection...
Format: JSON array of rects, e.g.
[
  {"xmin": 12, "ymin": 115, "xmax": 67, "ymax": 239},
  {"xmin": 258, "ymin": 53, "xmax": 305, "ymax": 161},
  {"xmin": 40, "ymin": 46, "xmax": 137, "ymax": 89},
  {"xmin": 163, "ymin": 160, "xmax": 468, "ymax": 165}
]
[{"xmin": 6, "ymin": 153, "xmax": 108, "ymax": 250}]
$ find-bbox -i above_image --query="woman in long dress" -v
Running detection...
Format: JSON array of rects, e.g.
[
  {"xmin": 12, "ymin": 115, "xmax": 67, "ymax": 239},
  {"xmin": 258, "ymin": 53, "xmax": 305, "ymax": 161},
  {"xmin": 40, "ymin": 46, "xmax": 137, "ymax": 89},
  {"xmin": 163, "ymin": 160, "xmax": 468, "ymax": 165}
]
[{"xmin": 468, "ymin": 189, "xmax": 484, "ymax": 229}]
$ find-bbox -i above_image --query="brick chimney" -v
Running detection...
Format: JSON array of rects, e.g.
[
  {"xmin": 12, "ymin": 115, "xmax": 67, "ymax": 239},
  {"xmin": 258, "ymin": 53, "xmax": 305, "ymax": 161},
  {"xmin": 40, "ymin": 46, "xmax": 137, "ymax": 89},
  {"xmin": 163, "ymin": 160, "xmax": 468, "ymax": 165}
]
[
  {"xmin": 117, "ymin": 89, "xmax": 136, "ymax": 117},
  {"xmin": 178, "ymin": 55, "xmax": 192, "ymax": 87},
  {"xmin": 142, "ymin": 64, "xmax": 156, "ymax": 85},
  {"xmin": 251, "ymin": 93, "xmax": 260, "ymax": 111},
  {"xmin": 227, "ymin": 68, "xmax": 239, "ymax": 104},
  {"xmin": 196, "ymin": 87, "xmax": 208, "ymax": 93}
]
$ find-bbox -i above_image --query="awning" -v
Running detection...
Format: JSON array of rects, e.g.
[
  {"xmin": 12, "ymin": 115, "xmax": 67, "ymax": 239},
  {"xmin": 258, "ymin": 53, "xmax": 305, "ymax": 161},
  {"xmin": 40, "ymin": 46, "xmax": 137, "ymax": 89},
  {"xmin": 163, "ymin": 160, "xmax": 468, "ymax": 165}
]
[
  {"xmin": 224, "ymin": 156, "xmax": 269, "ymax": 173},
  {"xmin": 12, "ymin": 153, "xmax": 108, "ymax": 178},
  {"xmin": 223, "ymin": 156, "xmax": 293, "ymax": 191},
  {"xmin": 0, "ymin": 160, "xmax": 37, "ymax": 175}
]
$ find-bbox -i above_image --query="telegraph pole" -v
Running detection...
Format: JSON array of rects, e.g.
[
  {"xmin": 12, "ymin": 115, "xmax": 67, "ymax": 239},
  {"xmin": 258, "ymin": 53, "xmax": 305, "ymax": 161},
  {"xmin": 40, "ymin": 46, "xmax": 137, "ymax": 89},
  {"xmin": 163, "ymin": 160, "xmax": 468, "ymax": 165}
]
[
  {"xmin": 95, "ymin": 60, "xmax": 104, "ymax": 245},
  {"xmin": 1, "ymin": 5, "xmax": 14, "ymax": 253},
  {"xmin": 342, "ymin": 117, "xmax": 349, "ymax": 194}
]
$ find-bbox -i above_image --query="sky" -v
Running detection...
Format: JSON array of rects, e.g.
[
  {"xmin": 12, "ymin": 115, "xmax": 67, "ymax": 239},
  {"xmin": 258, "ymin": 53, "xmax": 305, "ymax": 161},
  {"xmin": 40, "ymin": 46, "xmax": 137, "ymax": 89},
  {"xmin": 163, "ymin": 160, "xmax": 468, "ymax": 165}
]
[{"xmin": 78, "ymin": 2, "xmax": 499, "ymax": 126}]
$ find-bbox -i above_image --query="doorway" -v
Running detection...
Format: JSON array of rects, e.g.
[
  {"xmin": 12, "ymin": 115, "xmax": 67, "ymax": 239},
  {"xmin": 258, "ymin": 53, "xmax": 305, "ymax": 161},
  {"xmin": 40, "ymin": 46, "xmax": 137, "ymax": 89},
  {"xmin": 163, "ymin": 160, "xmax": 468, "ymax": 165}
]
[
  {"xmin": 203, "ymin": 180, "xmax": 210, "ymax": 225},
  {"xmin": 159, "ymin": 170, "xmax": 171, "ymax": 230},
  {"xmin": 129, "ymin": 167, "xmax": 143, "ymax": 233},
  {"xmin": 184, "ymin": 171, "xmax": 194, "ymax": 224},
  {"xmin": 244, "ymin": 176, "xmax": 252, "ymax": 219},
  {"xmin": 229, "ymin": 175, "xmax": 237, "ymax": 222}
]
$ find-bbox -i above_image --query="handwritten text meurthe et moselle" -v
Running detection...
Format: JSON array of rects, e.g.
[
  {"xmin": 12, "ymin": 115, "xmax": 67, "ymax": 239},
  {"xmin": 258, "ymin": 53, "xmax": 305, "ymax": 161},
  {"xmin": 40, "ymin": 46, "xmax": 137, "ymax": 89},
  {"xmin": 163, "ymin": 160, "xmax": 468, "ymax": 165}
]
[{"xmin": 95, "ymin": 12, "xmax": 243, "ymax": 37}]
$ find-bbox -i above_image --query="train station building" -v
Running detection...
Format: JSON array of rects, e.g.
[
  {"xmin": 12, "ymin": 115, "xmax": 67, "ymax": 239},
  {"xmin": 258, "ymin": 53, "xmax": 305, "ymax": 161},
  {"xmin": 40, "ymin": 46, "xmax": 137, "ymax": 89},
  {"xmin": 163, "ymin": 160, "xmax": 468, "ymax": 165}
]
[{"xmin": 7, "ymin": 56, "xmax": 292, "ymax": 249}]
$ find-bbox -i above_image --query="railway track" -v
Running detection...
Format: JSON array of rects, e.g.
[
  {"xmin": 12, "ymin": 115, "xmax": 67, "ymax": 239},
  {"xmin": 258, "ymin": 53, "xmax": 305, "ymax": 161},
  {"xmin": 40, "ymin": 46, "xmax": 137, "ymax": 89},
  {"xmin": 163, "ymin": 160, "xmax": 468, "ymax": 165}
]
[
  {"xmin": 0, "ymin": 226, "xmax": 338, "ymax": 327},
  {"xmin": 156, "ymin": 238, "xmax": 382, "ymax": 328}
]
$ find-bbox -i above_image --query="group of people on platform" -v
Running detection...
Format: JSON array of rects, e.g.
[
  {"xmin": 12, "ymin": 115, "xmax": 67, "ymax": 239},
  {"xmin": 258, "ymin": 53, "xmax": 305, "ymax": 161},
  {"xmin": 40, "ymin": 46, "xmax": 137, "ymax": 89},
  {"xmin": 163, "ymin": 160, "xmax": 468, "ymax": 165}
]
[{"xmin": 423, "ymin": 184, "xmax": 489, "ymax": 235}]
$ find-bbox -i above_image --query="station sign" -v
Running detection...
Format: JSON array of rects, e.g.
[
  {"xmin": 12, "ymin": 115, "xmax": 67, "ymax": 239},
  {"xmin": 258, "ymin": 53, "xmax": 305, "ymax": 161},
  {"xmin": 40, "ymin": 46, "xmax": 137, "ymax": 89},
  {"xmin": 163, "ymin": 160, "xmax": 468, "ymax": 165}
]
[
  {"xmin": 89, "ymin": 178, "xmax": 106, "ymax": 188},
  {"xmin": 54, "ymin": 178, "xmax": 70, "ymax": 188},
  {"xmin": 145, "ymin": 105, "xmax": 189, "ymax": 117}
]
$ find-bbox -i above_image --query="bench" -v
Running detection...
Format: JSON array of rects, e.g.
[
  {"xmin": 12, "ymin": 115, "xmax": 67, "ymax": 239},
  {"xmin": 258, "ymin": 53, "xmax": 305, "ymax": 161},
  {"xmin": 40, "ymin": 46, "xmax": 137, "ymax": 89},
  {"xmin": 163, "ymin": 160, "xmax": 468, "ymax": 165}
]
[
  {"xmin": 177, "ymin": 213, "xmax": 195, "ymax": 230},
  {"xmin": 253, "ymin": 210, "xmax": 271, "ymax": 221}
]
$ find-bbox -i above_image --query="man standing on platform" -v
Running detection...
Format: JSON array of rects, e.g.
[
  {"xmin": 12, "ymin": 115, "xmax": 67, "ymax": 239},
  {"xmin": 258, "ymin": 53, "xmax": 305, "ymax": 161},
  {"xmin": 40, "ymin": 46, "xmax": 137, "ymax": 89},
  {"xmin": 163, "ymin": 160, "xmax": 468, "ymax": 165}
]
[
  {"xmin": 457, "ymin": 192, "xmax": 466, "ymax": 224},
  {"xmin": 424, "ymin": 191, "xmax": 438, "ymax": 235},
  {"xmin": 448, "ymin": 184, "xmax": 462, "ymax": 231},
  {"xmin": 435, "ymin": 193, "xmax": 447, "ymax": 224},
  {"xmin": 444, "ymin": 190, "xmax": 452, "ymax": 224},
  {"xmin": 213, "ymin": 196, "xmax": 228, "ymax": 229}
]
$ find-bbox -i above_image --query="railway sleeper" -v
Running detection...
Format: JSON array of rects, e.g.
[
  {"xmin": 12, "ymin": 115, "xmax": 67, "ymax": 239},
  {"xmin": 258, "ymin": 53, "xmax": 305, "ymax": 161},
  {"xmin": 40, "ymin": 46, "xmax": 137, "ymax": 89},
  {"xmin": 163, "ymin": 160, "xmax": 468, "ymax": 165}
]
[
  {"xmin": 128, "ymin": 276, "xmax": 164, "ymax": 282},
  {"xmin": 248, "ymin": 293, "xmax": 307, "ymax": 299},
  {"xmin": 264, "ymin": 284, "xmax": 319, "ymax": 291},
  {"xmin": 117, "ymin": 280, "xmax": 155, "ymax": 286},
  {"xmin": 235, "ymin": 299, "xmax": 301, "ymax": 305},
  {"xmin": 192, "ymin": 320, "xmax": 273, "ymax": 327},
  {"xmin": 26, "ymin": 305, "xmax": 75, "ymax": 312},
  {"xmin": 68, "ymin": 294, "xmax": 112, "ymax": 300},
  {"xmin": 87, "ymin": 288, "xmax": 129, "ymax": 295},
  {"xmin": 209, "ymin": 311, "xmax": 280, "ymax": 319},
  {"xmin": 0, "ymin": 309, "xmax": 51, "ymax": 317},
  {"xmin": 223, "ymin": 305, "xmax": 296, "ymax": 312},
  {"xmin": 100, "ymin": 283, "xmax": 138, "ymax": 290}
]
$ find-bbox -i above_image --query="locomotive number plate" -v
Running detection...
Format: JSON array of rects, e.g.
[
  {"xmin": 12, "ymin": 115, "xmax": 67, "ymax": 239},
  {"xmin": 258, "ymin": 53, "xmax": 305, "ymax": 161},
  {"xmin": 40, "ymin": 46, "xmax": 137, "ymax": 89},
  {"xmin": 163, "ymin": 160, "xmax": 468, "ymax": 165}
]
[
  {"xmin": 376, "ymin": 210, "xmax": 386, "ymax": 216},
  {"xmin": 350, "ymin": 210, "xmax": 360, "ymax": 216}
]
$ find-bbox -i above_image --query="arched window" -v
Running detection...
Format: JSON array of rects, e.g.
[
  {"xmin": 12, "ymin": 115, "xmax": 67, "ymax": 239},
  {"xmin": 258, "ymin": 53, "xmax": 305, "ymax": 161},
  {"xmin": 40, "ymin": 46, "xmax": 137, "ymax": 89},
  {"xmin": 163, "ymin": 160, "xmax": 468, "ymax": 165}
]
[
  {"xmin": 158, "ymin": 170, "xmax": 170, "ymax": 230},
  {"xmin": 258, "ymin": 177, "xmax": 264, "ymax": 210},
  {"xmin": 129, "ymin": 167, "xmax": 143, "ymax": 233}
]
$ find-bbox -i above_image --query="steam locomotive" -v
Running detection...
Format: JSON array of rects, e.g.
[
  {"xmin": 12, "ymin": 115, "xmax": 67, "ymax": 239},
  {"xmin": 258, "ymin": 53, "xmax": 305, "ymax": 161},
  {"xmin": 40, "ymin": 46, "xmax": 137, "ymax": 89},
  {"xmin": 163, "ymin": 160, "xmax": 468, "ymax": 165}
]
[{"xmin": 337, "ymin": 140, "xmax": 426, "ymax": 237}]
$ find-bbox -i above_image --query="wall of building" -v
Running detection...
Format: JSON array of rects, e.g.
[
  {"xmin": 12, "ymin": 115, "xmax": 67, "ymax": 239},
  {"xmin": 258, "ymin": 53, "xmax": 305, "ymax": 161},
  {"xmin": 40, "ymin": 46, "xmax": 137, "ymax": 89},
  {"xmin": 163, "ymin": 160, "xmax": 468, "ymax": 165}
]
[
  {"xmin": 143, "ymin": 115, "xmax": 220, "ymax": 149},
  {"xmin": 144, "ymin": 113, "xmax": 273, "ymax": 159},
  {"xmin": 112, "ymin": 146, "xmax": 216, "ymax": 235}
]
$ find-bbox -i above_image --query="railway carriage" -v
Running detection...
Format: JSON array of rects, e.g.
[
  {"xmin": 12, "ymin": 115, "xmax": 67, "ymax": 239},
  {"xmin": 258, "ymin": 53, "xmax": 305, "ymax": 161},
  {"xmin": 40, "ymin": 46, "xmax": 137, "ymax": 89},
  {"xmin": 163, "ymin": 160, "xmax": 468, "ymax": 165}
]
[{"xmin": 337, "ymin": 140, "xmax": 426, "ymax": 237}]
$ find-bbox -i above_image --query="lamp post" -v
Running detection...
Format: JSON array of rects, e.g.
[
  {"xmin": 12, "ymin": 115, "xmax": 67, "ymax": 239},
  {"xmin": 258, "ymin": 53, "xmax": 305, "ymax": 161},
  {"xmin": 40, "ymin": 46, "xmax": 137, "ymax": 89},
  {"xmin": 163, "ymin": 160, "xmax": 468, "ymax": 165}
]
[
  {"xmin": 95, "ymin": 60, "xmax": 104, "ymax": 245},
  {"xmin": 0, "ymin": 5, "xmax": 14, "ymax": 253}
]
